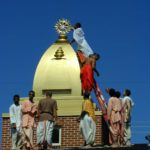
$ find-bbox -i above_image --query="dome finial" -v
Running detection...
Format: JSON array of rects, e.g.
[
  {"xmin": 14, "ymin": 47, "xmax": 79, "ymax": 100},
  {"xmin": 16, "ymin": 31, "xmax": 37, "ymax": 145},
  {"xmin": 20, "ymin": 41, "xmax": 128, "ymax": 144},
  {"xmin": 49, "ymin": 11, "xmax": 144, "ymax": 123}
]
[{"xmin": 54, "ymin": 19, "xmax": 73, "ymax": 36}]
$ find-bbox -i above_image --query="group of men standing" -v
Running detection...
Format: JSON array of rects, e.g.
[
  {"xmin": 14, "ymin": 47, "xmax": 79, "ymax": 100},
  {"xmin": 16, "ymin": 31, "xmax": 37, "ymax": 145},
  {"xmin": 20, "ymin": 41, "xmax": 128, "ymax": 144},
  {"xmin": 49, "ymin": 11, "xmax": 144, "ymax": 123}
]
[
  {"xmin": 107, "ymin": 88, "xmax": 134, "ymax": 147},
  {"xmin": 79, "ymin": 88, "xmax": 134, "ymax": 148},
  {"xmin": 9, "ymin": 90, "xmax": 57, "ymax": 150},
  {"xmin": 9, "ymin": 88, "xmax": 134, "ymax": 149}
]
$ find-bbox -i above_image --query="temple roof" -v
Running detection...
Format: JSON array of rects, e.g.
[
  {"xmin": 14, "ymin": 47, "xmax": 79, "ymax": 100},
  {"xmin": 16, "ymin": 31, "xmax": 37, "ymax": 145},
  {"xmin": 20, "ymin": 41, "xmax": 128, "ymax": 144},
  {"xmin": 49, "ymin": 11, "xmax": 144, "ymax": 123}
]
[{"xmin": 33, "ymin": 35, "xmax": 81, "ymax": 97}]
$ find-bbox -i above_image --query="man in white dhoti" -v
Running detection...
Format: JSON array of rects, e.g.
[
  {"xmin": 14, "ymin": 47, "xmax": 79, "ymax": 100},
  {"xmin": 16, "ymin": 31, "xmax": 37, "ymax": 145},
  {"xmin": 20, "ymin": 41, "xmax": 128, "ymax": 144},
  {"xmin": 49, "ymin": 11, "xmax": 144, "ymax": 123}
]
[
  {"xmin": 9, "ymin": 94, "xmax": 23, "ymax": 150},
  {"xmin": 79, "ymin": 111, "xmax": 96, "ymax": 147},
  {"xmin": 37, "ymin": 91, "xmax": 58, "ymax": 150},
  {"xmin": 122, "ymin": 89, "xmax": 134, "ymax": 146},
  {"xmin": 71, "ymin": 23, "xmax": 94, "ymax": 57}
]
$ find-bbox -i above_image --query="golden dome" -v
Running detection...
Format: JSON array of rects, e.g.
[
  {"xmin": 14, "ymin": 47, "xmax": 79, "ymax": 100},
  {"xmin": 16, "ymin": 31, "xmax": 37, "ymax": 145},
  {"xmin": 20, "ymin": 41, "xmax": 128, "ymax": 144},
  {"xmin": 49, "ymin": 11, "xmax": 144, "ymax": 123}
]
[{"xmin": 33, "ymin": 35, "xmax": 81, "ymax": 97}]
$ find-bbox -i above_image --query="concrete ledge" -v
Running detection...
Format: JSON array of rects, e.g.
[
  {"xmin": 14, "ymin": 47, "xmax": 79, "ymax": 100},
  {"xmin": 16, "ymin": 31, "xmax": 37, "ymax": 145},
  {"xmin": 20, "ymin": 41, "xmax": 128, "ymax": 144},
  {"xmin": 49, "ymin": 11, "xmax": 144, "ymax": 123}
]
[
  {"xmin": 2, "ymin": 111, "xmax": 102, "ymax": 118},
  {"xmin": 2, "ymin": 113, "xmax": 10, "ymax": 118}
]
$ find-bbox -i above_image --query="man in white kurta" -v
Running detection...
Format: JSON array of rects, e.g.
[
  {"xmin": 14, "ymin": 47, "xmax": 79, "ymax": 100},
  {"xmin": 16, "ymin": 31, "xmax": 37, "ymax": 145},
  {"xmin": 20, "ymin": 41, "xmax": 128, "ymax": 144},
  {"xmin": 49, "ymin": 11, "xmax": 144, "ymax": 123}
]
[
  {"xmin": 9, "ymin": 94, "xmax": 22, "ymax": 150},
  {"xmin": 122, "ymin": 89, "xmax": 134, "ymax": 146},
  {"xmin": 79, "ymin": 111, "xmax": 96, "ymax": 146},
  {"xmin": 73, "ymin": 23, "xmax": 94, "ymax": 57}
]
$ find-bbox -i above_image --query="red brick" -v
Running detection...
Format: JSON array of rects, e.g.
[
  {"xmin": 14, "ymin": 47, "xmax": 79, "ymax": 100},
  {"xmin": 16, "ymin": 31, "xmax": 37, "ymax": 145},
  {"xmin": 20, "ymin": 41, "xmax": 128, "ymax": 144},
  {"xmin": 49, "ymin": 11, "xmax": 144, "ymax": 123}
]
[{"xmin": 2, "ymin": 115, "xmax": 105, "ymax": 149}]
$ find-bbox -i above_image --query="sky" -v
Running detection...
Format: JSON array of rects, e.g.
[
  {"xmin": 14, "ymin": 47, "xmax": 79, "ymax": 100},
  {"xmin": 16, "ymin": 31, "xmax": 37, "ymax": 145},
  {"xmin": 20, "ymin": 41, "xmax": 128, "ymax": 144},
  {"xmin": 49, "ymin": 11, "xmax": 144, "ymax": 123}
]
[{"xmin": 0, "ymin": 0, "xmax": 150, "ymax": 144}]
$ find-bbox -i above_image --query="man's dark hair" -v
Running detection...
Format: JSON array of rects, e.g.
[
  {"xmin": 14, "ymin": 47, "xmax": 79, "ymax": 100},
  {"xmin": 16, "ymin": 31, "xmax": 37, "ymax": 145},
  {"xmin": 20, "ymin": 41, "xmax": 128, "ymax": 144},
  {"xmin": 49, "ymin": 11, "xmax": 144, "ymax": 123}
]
[
  {"xmin": 74, "ymin": 22, "xmax": 81, "ymax": 29},
  {"xmin": 125, "ymin": 89, "xmax": 131, "ymax": 96},
  {"xmin": 89, "ymin": 53, "xmax": 100, "ymax": 60},
  {"xmin": 80, "ymin": 111, "xmax": 89, "ymax": 120},
  {"xmin": 28, "ymin": 90, "xmax": 35, "ymax": 96},
  {"xmin": 83, "ymin": 91, "xmax": 90, "ymax": 99},
  {"xmin": 46, "ymin": 91, "xmax": 52, "ymax": 97},
  {"xmin": 109, "ymin": 88, "xmax": 116, "ymax": 97},
  {"xmin": 13, "ymin": 94, "xmax": 20, "ymax": 100},
  {"xmin": 95, "ymin": 53, "xmax": 100, "ymax": 60},
  {"xmin": 115, "ymin": 91, "xmax": 121, "ymax": 98}
]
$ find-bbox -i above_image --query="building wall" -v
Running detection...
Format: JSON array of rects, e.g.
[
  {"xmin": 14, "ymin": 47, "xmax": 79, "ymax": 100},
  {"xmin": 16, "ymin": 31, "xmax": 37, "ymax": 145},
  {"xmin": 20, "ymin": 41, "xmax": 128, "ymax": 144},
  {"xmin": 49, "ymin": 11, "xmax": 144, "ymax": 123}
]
[{"xmin": 2, "ymin": 115, "xmax": 104, "ymax": 150}]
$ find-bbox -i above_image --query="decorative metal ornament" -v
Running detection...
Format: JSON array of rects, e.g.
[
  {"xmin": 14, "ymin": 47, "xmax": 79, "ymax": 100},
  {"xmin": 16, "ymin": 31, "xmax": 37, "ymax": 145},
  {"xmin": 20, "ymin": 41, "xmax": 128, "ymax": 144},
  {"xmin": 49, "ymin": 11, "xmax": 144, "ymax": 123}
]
[
  {"xmin": 55, "ymin": 19, "xmax": 72, "ymax": 35},
  {"xmin": 54, "ymin": 47, "xmax": 65, "ymax": 59}
]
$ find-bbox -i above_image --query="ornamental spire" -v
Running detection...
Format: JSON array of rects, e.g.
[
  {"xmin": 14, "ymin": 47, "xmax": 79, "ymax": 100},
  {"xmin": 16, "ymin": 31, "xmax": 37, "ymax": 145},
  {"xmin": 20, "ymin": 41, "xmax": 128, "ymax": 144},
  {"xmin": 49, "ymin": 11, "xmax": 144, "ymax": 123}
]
[{"xmin": 54, "ymin": 19, "xmax": 73, "ymax": 36}]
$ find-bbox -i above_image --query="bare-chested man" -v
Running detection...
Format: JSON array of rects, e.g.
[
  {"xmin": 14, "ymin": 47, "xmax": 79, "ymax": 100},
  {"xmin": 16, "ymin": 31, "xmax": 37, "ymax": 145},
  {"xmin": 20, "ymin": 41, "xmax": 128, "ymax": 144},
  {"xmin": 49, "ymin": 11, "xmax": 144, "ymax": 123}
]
[{"xmin": 80, "ymin": 53, "xmax": 100, "ymax": 94}]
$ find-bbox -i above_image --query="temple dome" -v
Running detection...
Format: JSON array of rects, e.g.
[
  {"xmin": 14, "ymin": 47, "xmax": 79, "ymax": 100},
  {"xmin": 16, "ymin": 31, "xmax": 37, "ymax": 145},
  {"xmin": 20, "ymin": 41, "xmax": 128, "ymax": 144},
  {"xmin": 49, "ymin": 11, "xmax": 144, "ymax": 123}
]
[{"xmin": 33, "ymin": 35, "xmax": 81, "ymax": 97}]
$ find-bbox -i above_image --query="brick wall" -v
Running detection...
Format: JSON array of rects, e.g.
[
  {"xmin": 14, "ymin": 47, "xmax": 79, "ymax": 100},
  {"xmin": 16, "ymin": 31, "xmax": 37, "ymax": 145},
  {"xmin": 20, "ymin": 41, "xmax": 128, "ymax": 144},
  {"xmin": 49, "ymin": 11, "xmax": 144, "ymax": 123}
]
[
  {"xmin": 2, "ymin": 115, "xmax": 104, "ymax": 150},
  {"xmin": 2, "ymin": 118, "xmax": 11, "ymax": 150}
]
